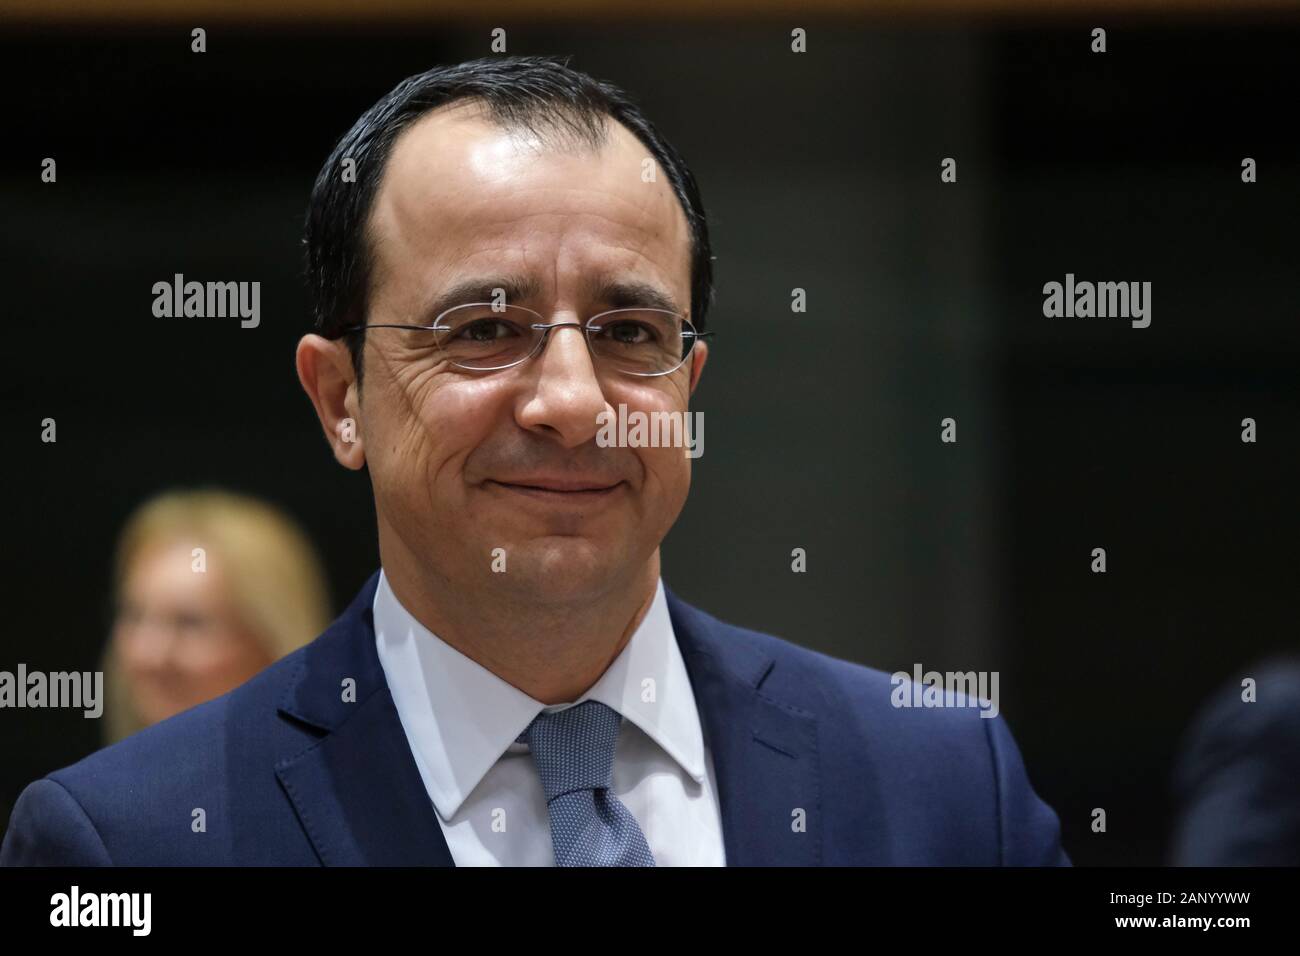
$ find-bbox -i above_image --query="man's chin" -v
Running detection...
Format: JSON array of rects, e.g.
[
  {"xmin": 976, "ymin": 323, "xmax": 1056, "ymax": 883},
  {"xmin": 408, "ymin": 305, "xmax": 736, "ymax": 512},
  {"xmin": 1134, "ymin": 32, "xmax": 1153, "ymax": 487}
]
[{"xmin": 489, "ymin": 536, "xmax": 634, "ymax": 603}]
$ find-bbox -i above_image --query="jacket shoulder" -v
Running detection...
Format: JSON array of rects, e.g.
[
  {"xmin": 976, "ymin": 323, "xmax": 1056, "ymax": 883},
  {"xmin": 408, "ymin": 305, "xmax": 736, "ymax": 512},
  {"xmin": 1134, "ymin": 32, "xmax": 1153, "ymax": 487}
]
[
  {"xmin": 672, "ymin": 594, "xmax": 985, "ymax": 733},
  {"xmin": 669, "ymin": 594, "xmax": 1069, "ymax": 865},
  {"xmin": 7, "ymin": 646, "xmax": 319, "ymax": 866},
  {"xmin": 58, "ymin": 644, "xmax": 311, "ymax": 789}
]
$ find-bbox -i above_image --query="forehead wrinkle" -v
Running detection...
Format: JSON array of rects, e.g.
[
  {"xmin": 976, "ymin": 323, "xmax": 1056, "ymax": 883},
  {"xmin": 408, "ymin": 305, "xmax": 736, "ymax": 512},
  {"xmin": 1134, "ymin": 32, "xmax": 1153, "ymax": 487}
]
[
  {"xmin": 469, "ymin": 197, "xmax": 688, "ymax": 283},
  {"xmin": 432, "ymin": 201, "xmax": 685, "ymax": 283}
]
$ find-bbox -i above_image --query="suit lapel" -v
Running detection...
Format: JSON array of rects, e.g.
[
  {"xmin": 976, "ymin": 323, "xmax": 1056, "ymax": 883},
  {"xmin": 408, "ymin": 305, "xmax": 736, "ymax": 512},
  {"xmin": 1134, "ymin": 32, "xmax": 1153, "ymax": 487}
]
[
  {"xmin": 666, "ymin": 590, "xmax": 824, "ymax": 866},
  {"xmin": 274, "ymin": 572, "xmax": 454, "ymax": 866}
]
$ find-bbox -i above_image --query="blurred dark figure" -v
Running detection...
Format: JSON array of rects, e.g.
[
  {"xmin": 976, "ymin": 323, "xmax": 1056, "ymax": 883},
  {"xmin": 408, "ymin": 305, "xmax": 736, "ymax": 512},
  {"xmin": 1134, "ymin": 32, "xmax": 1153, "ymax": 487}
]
[{"xmin": 1170, "ymin": 657, "xmax": 1300, "ymax": 865}]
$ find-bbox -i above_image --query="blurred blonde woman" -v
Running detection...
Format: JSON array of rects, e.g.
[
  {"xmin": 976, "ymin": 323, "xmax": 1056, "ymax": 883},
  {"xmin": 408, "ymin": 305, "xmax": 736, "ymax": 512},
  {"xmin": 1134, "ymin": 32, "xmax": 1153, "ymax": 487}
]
[{"xmin": 102, "ymin": 489, "xmax": 331, "ymax": 744}]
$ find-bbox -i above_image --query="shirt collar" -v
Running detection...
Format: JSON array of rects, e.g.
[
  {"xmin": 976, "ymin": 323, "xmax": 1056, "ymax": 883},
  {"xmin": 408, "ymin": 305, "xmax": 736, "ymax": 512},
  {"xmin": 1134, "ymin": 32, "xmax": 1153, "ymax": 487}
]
[{"xmin": 373, "ymin": 569, "xmax": 708, "ymax": 821}]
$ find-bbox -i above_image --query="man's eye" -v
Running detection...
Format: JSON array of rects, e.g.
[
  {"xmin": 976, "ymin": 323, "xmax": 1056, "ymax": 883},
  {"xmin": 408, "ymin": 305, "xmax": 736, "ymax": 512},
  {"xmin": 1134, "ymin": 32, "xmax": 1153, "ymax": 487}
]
[
  {"xmin": 454, "ymin": 319, "xmax": 518, "ymax": 342},
  {"xmin": 600, "ymin": 321, "xmax": 654, "ymax": 345}
]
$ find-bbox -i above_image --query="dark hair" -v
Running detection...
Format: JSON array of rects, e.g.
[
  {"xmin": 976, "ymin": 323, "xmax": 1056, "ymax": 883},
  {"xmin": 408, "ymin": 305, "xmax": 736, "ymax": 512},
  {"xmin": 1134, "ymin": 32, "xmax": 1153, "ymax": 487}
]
[{"xmin": 303, "ymin": 55, "xmax": 714, "ymax": 382}]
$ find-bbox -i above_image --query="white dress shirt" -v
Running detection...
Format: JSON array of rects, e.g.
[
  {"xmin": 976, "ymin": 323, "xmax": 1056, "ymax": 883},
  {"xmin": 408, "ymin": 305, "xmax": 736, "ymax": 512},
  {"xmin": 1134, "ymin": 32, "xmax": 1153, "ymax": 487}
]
[{"xmin": 373, "ymin": 570, "xmax": 727, "ymax": 866}]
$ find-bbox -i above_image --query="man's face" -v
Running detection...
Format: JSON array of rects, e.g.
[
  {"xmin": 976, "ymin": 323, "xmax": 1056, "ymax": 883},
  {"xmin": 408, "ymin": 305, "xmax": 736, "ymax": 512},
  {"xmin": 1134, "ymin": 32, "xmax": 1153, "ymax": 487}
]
[{"xmin": 348, "ymin": 102, "xmax": 706, "ymax": 606}]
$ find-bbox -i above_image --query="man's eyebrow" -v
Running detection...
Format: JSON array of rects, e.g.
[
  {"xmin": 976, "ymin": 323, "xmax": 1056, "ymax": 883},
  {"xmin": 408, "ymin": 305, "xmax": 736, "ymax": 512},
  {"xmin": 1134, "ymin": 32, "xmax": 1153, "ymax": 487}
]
[
  {"xmin": 417, "ymin": 274, "xmax": 684, "ymax": 322},
  {"xmin": 586, "ymin": 277, "xmax": 684, "ymax": 316},
  {"xmin": 419, "ymin": 275, "xmax": 541, "ymax": 323}
]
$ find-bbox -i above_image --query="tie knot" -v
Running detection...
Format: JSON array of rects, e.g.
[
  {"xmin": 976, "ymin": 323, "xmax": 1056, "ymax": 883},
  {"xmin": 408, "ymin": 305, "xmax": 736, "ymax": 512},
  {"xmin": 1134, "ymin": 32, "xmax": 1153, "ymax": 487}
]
[{"xmin": 518, "ymin": 700, "xmax": 623, "ymax": 802}]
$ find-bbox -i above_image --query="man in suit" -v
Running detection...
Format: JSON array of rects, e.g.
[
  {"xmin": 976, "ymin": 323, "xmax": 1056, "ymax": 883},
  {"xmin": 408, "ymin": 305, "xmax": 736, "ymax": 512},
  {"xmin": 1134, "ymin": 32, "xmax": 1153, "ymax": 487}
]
[{"xmin": 2, "ymin": 56, "xmax": 1068, "ymax": 867}]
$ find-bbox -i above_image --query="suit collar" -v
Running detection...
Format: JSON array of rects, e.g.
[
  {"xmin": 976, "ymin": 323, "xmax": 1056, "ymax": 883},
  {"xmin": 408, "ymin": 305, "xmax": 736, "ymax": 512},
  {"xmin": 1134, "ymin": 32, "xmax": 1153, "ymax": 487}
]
[
  {"xmin": 372, "ymin": 570, "xmax": 710, "ymax": 822},
  {"xmin": 274, "ymin": 570, "xmax": 822, "ymax": 866}
]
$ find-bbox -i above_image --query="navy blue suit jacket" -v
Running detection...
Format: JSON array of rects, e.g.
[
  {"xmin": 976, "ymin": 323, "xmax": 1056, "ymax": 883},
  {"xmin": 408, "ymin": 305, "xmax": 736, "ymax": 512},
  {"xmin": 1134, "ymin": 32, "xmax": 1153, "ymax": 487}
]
[{"xmin": 2, "ymin": 572, "xmax": 1069, "ymax": 865}]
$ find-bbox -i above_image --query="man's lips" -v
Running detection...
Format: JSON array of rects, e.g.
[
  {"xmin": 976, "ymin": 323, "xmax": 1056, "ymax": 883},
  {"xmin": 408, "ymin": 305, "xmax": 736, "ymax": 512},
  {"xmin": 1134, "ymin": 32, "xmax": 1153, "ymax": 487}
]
[{"xmin": 487, "ymin": 478, "xmax": 626, "ymax": 497}]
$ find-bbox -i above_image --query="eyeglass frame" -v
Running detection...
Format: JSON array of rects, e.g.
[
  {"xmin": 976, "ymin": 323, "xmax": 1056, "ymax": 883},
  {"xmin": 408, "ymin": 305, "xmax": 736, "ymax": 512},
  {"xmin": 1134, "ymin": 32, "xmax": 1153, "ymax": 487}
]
[{"xmin": 339, "ymin": 302, "xmax": 715, "ymax": 377}]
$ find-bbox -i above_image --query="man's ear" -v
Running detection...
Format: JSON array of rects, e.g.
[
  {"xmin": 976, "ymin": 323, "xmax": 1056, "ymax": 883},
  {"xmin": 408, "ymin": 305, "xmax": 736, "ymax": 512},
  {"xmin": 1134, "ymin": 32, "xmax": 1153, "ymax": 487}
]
[
  {"xmin": 296, "ymin": 334, "xmax": 366, "ymax": 470},
  {"xmin": 687, "ymin": 340, "xmax": 708, "ymax": 396}
]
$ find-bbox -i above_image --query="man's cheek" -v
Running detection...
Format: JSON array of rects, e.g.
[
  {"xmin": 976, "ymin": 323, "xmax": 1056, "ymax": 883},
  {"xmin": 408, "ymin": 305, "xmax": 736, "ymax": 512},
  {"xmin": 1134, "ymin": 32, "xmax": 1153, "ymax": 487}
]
[
  {"xmin": 366, "ymin": 410, "xmax": 439, "ymax": 515},
  {"xmin": 638, "ymin": 446, "xmax": 691, "ymax": 503}
]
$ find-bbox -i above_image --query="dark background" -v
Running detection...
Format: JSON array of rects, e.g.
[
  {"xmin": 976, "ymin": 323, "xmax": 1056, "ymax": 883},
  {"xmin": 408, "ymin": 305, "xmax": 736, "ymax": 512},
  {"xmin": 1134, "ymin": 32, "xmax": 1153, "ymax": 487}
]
[{"xmin": 2, "ymin": 10, "xmax": 1297, "ymax": 866}]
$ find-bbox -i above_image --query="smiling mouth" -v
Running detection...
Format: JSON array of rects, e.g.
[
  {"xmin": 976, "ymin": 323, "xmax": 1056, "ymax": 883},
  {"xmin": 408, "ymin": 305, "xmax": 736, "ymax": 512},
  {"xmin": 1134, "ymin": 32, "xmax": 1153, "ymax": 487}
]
[{"xmin": 488, "ymin": 479, "xmax": 624, "ymax": 499}]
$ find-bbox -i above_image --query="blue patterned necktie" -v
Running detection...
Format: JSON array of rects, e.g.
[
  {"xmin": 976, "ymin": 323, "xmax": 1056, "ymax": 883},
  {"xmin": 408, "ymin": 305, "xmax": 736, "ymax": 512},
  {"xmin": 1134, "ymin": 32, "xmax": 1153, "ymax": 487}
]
[{"xmin": 517, "ymin": 700, "xmax": 656, "ymax": 867}]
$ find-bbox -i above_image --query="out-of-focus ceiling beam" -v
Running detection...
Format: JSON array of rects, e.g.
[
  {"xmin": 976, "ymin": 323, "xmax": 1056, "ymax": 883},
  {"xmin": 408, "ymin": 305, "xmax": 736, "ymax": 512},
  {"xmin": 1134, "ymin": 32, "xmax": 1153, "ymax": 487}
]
[{"xmin": 2, "ymin": 0, "xmax": 1298, "ymax": 24}]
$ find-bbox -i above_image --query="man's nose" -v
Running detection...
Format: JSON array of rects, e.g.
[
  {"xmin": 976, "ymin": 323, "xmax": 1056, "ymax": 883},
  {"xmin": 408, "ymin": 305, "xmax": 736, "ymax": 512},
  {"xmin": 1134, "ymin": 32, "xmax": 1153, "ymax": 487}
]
[{"xmin": 515, "ymin": 323, "xmax": 610, "ymax": 447}]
